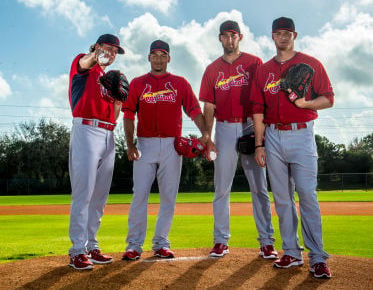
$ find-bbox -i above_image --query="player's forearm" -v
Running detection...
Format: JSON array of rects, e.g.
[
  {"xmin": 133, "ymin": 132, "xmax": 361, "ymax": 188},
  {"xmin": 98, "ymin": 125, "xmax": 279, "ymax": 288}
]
[
  {"xmin": 124, "ymin": 118, "xmax": 136, "ymax": 149},
  {"xmin": 253, "ymin": 113, "xmax": 266, "ymax": 146},
  {"xmin": 296, "ymin": 96, "xmax": 333, "ymax": 110},
  {"xmin": 193, "ymin": 113, "xmax": 210, "ymax": 141},
  {"xmin": 78, "ymin": 52, "xmax": 97, "ymax": 72},
  {"xmin": 203, "ymin": 102, "xmax": 215, "ymax": 136},
  {"xmin": 114, "ymin": 101, "xmax": 122, "ymax": 120}
]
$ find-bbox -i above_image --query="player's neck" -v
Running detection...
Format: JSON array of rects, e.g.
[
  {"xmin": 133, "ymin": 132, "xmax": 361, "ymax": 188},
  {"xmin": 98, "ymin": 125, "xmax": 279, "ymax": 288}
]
[
  {"xmin": 222, "ymin": 50, "xmax": 242, "ymax": 64},
  {"xmin": 275, "ymin": 50, "xmax": 296, "ymax": 63}
]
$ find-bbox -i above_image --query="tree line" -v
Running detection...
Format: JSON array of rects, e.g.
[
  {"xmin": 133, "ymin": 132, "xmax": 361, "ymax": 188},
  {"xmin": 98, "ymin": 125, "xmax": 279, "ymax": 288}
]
[{"xmin": 0, "ymin": 119, "xmax": 372, "ymax": 195}]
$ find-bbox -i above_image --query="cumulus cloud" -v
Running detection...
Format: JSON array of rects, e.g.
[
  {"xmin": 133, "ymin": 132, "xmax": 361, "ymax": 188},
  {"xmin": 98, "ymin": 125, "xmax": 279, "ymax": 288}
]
[
  {"xmin": 18, "ymin": 0, "xmax": 95, "ymax": 36},
  {"xmin": 0, "ymin": 73, "xmax": 12, "ymax": 100},
  {"xmin": 121, "ymin": 0, "xmax": 178, "ymax": 14},
  {"xmin": 115, "ymin": 10, "xmax": 267, "ymax": 90}
]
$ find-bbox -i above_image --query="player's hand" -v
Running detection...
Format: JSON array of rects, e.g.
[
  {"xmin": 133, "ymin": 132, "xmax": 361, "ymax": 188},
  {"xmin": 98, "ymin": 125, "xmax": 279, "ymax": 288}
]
[
  {"xmin": 127, "ymin": 145, "xmax": 141, "ymax": 161},
  {"xmin": 205, "ymin": 139, "xmax": 217, "ymax": 161},
  {"xmin": 255, "ymin": 147, "xmax": 266, "ymax": 167}
]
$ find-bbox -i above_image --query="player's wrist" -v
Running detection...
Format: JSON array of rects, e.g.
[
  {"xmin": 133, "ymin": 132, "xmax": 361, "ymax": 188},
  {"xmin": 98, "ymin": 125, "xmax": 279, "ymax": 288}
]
[{"xmin": 255, "ymin": 144, "xmax": 265, "ymax": 149}]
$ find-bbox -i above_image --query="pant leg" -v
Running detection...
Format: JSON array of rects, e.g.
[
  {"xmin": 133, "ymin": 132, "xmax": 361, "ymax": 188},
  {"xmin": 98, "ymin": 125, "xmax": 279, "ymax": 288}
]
[
  {"xmin": 240, "ymin": 120, "xmax": 274, "ymax": 246},
  {"xmin": 152, "ymin": 138, "xmax": 182, "ymax": 251},
  {"xmin": 286, "ymin": 124, "xmax": 329, "ymax": 265},
  {"xmin": 69, "ymin": 124, "xmax": 106, "ymax": 257},
  {"xmin": 126, "ymin": 138, "xmax": 158, "ymax": 254},
  {"xmin": 265, "ymin": 126, "xmax": 303, "ymax": 260},
  {"xmin": 213, "ymin": 122, "xmax": 239, "ymax": 244},
  {"xmin": 86, "ymin": 131, "xmax": 115, "ymax": 252}
]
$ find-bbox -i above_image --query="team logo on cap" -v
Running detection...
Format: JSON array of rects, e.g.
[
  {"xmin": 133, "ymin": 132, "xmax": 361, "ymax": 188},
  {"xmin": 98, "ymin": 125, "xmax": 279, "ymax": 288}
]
[
  {"xmin": 215, "ymin": 65, "xmax": 249, "ymax": 90},
  {"xmin": 140, "ymin": 82, "xmax": 177, "ymax": 103}
]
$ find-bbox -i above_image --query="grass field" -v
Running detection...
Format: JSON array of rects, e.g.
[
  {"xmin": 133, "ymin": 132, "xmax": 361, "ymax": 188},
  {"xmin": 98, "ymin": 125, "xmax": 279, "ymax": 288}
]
[
  {"xmin": 0, "ymin": 190, "xmax": 373, "ymax": 205},
  {"xmin": 0, "ymin": 190, "xmax": 372, "ymax": 264}
]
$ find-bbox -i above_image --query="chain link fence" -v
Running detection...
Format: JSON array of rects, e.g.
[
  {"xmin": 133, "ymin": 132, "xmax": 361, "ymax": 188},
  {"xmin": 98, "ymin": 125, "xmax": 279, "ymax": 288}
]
[{"xmin": 1, "ymin": 172, "xmax": 372, "ymax": 195}]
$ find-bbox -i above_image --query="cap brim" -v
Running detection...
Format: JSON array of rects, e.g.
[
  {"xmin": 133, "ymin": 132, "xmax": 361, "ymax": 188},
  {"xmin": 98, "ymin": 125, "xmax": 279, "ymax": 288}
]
[
  {"xmin": 150, "ymin": 49, "xmax": 169, "ymax": 55},
  {"xmin": 272, "ymin": 28, "xmax": 295, "ymax": 33}
]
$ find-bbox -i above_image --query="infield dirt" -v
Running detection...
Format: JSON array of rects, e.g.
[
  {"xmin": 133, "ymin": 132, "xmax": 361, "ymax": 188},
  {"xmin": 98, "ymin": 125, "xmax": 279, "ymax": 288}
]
[{"xmin": 1, "ymin": 249, "xmax": 373, "ymax": 289}]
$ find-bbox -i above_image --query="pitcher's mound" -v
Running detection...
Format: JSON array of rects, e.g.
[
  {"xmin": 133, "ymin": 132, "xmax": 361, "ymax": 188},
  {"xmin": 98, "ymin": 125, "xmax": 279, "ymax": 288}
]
[{"xmin": 1, "ymin": 248, "xmax": 372, "ymax": 289}]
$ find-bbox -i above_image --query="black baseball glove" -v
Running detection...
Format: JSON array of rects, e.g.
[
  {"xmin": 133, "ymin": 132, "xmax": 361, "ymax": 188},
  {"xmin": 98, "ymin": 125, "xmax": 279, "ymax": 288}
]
[
  {"xmin": 99, "ymin": 70, "xmax": 129, "ymax": 103},
  {"xmin": 236, "ymin": 133, "xmax": 256, "ymax": 155},
  {"xmin": 281, "ymin": 63, "xmax": 314, "ymax": 103}
]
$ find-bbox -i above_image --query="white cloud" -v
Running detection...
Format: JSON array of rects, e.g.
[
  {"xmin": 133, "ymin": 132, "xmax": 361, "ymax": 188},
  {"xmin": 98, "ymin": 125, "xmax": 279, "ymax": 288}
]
[
  {"xmin": 115, "ymin": 10, "xmax": 268, "ymax": 90},
  {"xmin": 121, "ymin": 0, "xmax": 178, "ymax": 14},
  {"xmin": 19, "ymin": 0, "xmax": 94, "ymax": 36},
  {"xmin": 0, "ymin": 73, "xmax": 12, "ymax": 100}
]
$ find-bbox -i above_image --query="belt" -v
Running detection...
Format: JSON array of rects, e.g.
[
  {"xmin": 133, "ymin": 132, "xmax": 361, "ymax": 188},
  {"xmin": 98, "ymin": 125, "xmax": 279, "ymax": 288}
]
[
  {"xmin": 80, "ymin": 119, "xmax": 116, "ymax": 131},
  {"xmin": 271, "ymin": 122, "xmax": 307, "ymax": 131},
  {"xmin": 217, "ymin": 117, "xmax": 245, "ymax": 123}
]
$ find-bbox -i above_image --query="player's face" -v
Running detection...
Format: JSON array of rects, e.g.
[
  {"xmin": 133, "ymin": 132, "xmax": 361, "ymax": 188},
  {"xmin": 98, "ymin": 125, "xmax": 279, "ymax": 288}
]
[
  {"xmin": 97, "ymin": 43, "xmax": 118, "ymax": 65},
  {"xmin": 272, "ymin": 30, "xmax": 297, "ymax": 51},
  {"xmin": 219, "ymin": 31, "xmax": 242, "ymax": 54},
  {"xmin": 149, "ymin": 51, "xmax": 170, "ymax": 74}
]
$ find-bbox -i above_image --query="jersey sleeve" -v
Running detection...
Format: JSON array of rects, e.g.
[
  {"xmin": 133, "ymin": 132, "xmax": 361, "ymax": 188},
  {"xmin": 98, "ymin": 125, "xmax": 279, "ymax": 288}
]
[
  {"xmin": 250, "ymin": 69, "xmax": 265, "ymax": 114},
  {"xmin": 182, "ymin": 79, "xmax": 202, "ymax": 120},
  {"xmin": 199, "ymin": 66, "xmax": 215, "ymax": 104},
  {"xmin": 312, "ymin": 61, "xmax": 334, "ymax": 105},
  {"xmin": 122, "ymin": 79, "xmax": 138, "ymax": 120}
]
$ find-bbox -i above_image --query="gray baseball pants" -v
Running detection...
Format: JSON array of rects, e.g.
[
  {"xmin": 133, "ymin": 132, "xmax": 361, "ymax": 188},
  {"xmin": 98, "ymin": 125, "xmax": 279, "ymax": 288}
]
[
  {"xmin": 213, "ymin": 120, "xmax": 274, "ymax": 246},
  {"xmin": 125, "ymin": 137, "xmax": 182, "ymax": 253},
  {"xmin": 265, "ymin": 121, "xmax": 329, "ymax": 266}
]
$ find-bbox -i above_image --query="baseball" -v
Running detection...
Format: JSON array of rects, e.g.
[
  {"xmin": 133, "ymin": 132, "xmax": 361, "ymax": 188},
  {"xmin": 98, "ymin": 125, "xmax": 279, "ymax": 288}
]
[
  {"xmin": 137, "ymin": 150, "xmax": 142, "ymax": 159},
  {"xmin": 98, "ymin": 51, "xmax": 110, "ymax": 65},
  {"xmin": 209, "ymin": 151, "xmax": 217, "ymax": 161}
]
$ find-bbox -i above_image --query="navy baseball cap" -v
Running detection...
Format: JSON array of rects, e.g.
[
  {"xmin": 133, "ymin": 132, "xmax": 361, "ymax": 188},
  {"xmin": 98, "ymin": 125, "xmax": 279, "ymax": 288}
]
[
  {"xmin": 150, "ymin": 40, "xmax": 170, "ymax": 54},
  {"xmin": 96, "ymin": 34, "xmax": 125, "ymax": 54},
  {"xmin": 220, "ymin": 20, "xmax": 241, "ymax": 34},
  {"xmin": 272, "ymin": 17, "xmax": 295, "ymax": 33}
]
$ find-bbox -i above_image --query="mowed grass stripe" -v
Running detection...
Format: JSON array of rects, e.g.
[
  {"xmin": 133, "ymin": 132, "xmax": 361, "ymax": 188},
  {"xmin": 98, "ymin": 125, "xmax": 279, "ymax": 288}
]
[{"xmin": 0, "ymin": 215, "xmax": 372, "ymax": 263}]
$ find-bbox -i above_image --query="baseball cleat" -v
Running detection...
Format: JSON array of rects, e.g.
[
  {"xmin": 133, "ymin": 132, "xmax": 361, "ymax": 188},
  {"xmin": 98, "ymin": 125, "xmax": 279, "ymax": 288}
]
[
  {"xmin": 310, "ymin": 262, "xmax": 332, "ymax": 278},
  {"xmin": 273, "ymin": 255, "xmax": 304, "ymax": 268},
  {"xmin": 122, "ymin": 249, "xmax": 141, "ymax": 261},
  {"xmin": 209, "ymin": 243, "xmax": 229, "ymax": 257},
  {"xmin": 259, "ymin": 245, "xmax": 278, "ymax": 259},
  {"xmin": 153, "ymin": 248, "xmax": 175, "ymax": 259},
  {"xmin": 69, "ymin": 254, "xmax": 94, "ymax": 270},
  {"xmin": 87, "ymin": 249, "xmax": 113, "ymax": 264}
]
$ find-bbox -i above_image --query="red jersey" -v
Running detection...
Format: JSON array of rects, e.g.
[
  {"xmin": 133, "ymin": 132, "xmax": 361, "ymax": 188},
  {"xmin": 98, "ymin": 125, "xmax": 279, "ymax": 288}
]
[
  {"xmin": 251, "ymin": 52, "xmax": 334, "ymax": 124},
  {"xmin": 199, "ymin": 52, "xmax": 262, "ymax": 121},
  {"xmin": 68, "ymin": 54, "xmax": 116, "ymax": 124},
  {"xmin": 123, "ymin": 72, "xmax": 202, "ymax": 137}
]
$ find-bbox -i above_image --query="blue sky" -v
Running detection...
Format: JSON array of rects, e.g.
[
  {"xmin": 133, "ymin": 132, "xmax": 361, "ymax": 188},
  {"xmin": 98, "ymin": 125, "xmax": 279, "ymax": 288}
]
[{"xmin": 1, "ymin": 0, "xmax": 372, "ymax": 145}]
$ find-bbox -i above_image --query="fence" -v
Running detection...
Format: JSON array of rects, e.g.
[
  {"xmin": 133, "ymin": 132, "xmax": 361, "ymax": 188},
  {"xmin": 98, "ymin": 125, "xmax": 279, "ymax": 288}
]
[{"xmin": 0, "ymin": 173, "xmax": 372, "ymax": 195}]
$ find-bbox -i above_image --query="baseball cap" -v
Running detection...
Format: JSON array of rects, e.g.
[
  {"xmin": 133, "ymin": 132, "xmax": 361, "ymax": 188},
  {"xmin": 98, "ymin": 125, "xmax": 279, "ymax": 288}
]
[
  {"xmin": 150, "ymin": 40, "xmax": 170, "ymax": 54},
  {"xmin": 272, "ymin": 17, "xmax": 295, "ymax": 33},
  {"xmin": 96, "ymin": 34, "xmax": 125, "ymax": 54},
  {"xmin": 220, "ymin": 20, "xmax": 241, "ymax": 34}
]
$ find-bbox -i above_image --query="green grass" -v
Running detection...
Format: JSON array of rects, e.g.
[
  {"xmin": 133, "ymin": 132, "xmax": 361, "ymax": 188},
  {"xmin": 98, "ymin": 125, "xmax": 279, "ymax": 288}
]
[
  {"xmin": 0, "ymin": 190, "xmax": 373, "ymax": 205},
  {"xmin": 0, "ymin": 215, "xmax": 372, "ymax": 263}
]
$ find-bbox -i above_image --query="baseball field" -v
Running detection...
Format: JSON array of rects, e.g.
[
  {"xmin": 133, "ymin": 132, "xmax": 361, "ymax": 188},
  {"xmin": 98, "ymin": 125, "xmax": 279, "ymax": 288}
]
[{"xmin": 1, "ymin": 190, "xmax": 373, "ymax": 289}]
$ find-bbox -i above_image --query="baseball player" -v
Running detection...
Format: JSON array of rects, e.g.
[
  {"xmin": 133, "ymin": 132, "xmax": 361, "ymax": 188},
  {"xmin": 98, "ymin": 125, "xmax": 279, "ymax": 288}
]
[
  {"xmin": 200, "ymin": 20, "xmax": 277, "ymax": 258},
  {"xmin": 251, "ymin": 17, "xmax": 334, "ymax": 278},
  {"xmin": 122, "ymin": 40, "xmax": 209, "ymax": 260},
  {"xmin": 68, "ymin": 34, "xmax": 125, "ymax": 270}
]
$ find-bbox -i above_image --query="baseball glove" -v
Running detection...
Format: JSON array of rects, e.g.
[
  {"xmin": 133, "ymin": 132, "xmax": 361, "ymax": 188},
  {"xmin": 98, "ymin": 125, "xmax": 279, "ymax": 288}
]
[
  {"xmin": 236, "ymin": 133, "xmax": 256, "ymax": 155},
  {"xmin": 99, "ymin": 70, "xmax": 129, "ymax": 103},
  {"xmin": 281, "ymin": 63, "xmax": 314, "ymax": 103},
  {"xmin": 174, "ymin": 137, "xmax": 206, "ymax": 158}
]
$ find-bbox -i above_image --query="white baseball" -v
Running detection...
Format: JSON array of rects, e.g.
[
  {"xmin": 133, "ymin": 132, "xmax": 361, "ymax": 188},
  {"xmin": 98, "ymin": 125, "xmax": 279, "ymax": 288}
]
[
  {"xmin": 137, "ymin": 150, "xmax": 142, "ymax": 159},
  {"xmin": 209, "ymin": 151, "xmax": 217, "ymax": 161},
  {"xmin": 98, "ymin": 51, "xmax": 110, "ymax": 65}
]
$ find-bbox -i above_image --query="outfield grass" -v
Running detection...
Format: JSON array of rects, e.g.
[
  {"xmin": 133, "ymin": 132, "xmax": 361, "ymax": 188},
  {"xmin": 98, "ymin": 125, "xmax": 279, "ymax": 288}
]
[
  {"xmin": 0, "ymin": 190, "xmax": 372, "ymax": 205},
  {"xmin": 0, "ymin": 215, "xmax": 372, "ymax": 263}
]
